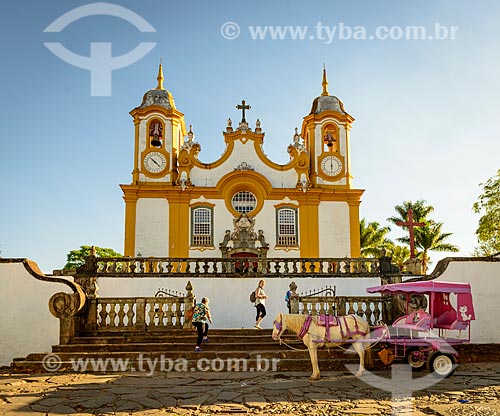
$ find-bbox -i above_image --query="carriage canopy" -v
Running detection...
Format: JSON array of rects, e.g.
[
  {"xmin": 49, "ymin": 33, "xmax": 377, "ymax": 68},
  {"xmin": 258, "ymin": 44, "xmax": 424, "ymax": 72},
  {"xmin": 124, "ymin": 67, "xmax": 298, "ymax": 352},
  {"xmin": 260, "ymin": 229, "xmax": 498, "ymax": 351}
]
[{"xmin": 367, "ymin": 280, "xmax": 475, "ymax": 321}]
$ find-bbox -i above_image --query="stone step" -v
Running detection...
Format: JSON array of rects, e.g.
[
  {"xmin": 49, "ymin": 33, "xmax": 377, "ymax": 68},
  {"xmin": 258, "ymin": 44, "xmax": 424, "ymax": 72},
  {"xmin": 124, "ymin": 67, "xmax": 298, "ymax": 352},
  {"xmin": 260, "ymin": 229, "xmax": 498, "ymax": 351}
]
[
  {"xmin": 71, "ymin": 332, "xmax": 278, "ymax": 345},
  {"xmin": 79, "ymin": 328, "xmax": 275, "ymax": 338},
  {"xmin": 11, "ymin": 355, "xmax": 376, "ymax": 374},
  {"xmin": 54, "ymin": 341, "xmax": 297, "ymax": 353},
  {"xmin": 27, "ymin": 348, "xmax": 361, "ymax": 361}
]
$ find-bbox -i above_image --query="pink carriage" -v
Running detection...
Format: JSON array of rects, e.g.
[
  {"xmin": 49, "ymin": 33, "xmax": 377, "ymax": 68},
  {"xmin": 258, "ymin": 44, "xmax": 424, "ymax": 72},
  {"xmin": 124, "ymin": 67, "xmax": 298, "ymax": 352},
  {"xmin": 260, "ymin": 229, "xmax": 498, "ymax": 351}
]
[{"xmin": 366, "ymin": 280, "xmax": 475, "ymax": 378}]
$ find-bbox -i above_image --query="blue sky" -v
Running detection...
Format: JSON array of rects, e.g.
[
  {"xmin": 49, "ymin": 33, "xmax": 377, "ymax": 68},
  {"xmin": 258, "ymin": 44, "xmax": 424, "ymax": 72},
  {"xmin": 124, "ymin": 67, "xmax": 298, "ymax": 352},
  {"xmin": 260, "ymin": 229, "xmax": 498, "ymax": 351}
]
[{"xmin": 1, "ymin": 0, "xmax": 499, "ymax": 272}]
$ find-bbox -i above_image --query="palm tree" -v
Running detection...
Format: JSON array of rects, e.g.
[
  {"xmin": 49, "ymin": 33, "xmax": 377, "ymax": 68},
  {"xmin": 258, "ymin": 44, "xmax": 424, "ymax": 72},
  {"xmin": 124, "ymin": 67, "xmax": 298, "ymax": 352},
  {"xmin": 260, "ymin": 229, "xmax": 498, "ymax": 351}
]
[
  {"xmin": 388, "ymin": 200, "xmax": 459, "ymax": 273},
  {"xmin": 398, "ymin": 221, "xmax": 459, "ymax": 273},
  {"xmin": 360, "ymin": 218, "xmax": 393, "ymax": 258},
  {"xmin": 387, "ymin": 200, "xmax": 434, "ymax": 225},
  {"xmin": 385, "ymin": 244, "xmax": 411, "ymax": 270}
]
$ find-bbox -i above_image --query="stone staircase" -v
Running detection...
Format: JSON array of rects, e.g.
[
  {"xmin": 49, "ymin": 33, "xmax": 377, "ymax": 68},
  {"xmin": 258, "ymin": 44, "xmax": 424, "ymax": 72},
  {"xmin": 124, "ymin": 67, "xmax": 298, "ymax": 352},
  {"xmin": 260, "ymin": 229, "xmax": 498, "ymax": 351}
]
[{"xmin": 11, "ymin": 328, "xmax": 382, "ymax": 374}]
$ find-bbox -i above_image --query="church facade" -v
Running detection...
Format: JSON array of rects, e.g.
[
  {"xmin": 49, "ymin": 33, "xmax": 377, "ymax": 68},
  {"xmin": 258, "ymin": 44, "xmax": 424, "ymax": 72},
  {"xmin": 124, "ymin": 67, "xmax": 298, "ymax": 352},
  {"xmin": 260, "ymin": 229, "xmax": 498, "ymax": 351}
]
[{"xmin": 121, "ymin": 65, "xmax": 364, "ymax": 259}]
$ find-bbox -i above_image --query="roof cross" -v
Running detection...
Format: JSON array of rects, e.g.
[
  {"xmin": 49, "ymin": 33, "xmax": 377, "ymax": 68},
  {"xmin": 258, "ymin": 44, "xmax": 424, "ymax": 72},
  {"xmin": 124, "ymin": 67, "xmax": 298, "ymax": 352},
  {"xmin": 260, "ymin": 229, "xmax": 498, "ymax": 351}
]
[
  {"xmin": 236, "ymin": 100, "xmax": 251, "ymax": 123},
  {"xmin": 396, "ymin": 209, "xmax": 426, "ymax": 258}
]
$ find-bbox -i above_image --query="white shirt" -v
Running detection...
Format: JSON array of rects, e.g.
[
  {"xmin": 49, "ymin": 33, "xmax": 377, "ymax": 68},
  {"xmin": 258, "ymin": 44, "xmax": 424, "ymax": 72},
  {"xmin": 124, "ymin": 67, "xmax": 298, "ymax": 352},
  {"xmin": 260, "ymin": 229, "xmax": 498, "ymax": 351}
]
[{"xmin": 255, "ymin": 287, "xmax": 266, "ymax": 306}]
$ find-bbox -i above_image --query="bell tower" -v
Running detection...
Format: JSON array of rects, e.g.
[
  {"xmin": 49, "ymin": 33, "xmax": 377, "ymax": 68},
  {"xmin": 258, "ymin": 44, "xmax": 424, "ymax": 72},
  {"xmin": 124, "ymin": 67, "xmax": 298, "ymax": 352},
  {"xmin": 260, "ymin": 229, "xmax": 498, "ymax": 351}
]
[
  {"xmin": 129, "ymin": 62, "xmax": 187, "ymax": 184},
  {"xmin": 121, "ymin": 63, "xmax": 188, "ymax": 257},
  {"xmin": 301, "ymin": 67, "xmax": 355, "ymax": 188}
]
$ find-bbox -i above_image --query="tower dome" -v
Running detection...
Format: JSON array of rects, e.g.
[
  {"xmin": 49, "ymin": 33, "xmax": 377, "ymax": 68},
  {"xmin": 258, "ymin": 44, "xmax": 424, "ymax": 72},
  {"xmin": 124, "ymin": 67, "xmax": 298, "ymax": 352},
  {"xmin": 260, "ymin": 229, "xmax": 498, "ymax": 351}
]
[
  {"xmin": 137, "ymin": 62, "xmax": 176, "ymax": 110},
  {"xmin": 309, "ymin": 68, "xmax": 347, "ymax": 115}
]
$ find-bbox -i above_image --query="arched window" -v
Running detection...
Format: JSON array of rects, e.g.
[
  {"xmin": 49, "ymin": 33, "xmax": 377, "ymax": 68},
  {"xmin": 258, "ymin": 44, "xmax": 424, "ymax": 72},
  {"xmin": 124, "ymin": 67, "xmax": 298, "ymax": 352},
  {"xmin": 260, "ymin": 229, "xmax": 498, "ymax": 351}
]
[
  {"xmin": 191, "ymin": 207, "xmax": 213, "ymax": 246},
  {"xmin": 276, "ymin": 208, "xmax": 298, "ymax": 246},
  {"xmin": 231, "ymin": 191, "xmax": 257, "ymax": 214},
  {"xmin": 149, "ymin": 119, "xmax": 164, "ymax": 147},
  {"xmin": 322, "ymin": 123, "xmax": 339, "ymax": 153}
]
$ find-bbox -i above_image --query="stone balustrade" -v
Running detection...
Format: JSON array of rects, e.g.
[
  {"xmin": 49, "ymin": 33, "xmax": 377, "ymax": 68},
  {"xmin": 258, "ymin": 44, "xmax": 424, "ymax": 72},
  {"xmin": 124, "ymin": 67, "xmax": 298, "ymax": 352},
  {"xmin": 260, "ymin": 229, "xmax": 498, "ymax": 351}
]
[
  {"xmin": 74, "ymin": 256, "xmax": 385, "ymax": 278},
  {"xmin": 293, "ymin": 295, "xmax": 384, "ymax": 325},
  {"xmin": 96, "ymin": 296, "xmax": 190, "ymax": 330}
]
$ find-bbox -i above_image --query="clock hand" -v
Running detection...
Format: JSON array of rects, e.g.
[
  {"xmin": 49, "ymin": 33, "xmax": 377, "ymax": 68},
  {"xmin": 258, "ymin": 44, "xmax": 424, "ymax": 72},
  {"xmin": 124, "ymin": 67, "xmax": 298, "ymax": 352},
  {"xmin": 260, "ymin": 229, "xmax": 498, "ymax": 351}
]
[{"xmin": 151, "ymin": 158, "xmax": 161, "ymax": 167}]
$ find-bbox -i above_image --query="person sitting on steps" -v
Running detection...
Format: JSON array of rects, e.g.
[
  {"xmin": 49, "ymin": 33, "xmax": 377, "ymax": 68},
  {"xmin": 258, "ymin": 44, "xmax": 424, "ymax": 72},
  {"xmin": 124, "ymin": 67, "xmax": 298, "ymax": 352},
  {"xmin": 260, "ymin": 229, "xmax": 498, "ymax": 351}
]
[
  {"xmin": 192, "ymin": 297, "xmax": 213, "ymax": 352},
  {"xmin": 254, "ymin": 279, "xmax": 268, "ymax": 329}
]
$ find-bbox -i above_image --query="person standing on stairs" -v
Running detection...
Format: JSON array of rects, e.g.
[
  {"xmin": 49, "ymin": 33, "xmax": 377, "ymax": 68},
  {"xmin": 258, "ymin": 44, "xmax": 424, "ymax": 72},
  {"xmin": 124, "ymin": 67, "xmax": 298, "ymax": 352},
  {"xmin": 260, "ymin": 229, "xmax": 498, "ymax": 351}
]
[
  {"xmin": 192, "ymin": 297, "xmax": 213, "ymax": 352},
  {"xmin": 254, "ymin": 279, "xmax": 268, "ymax": 329}
]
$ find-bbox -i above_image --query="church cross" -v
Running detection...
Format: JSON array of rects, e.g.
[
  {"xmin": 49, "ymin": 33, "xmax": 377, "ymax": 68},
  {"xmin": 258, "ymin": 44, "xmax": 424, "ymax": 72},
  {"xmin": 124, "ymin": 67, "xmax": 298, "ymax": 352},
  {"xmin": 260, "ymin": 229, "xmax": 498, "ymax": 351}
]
[
  {"xmin": 236, "ymin": 100, "xmax": 251, "ymax": 123},
  {"xmin": 396, "ymin": 209, "xmax": 425, "ymax": 258}
]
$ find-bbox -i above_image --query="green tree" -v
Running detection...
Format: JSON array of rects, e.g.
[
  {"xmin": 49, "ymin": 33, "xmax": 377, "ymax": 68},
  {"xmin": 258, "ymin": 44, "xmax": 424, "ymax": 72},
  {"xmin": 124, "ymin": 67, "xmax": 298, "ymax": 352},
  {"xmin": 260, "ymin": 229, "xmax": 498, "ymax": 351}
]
[
  {"xmin": 388, "ymin": 200, "xmax": 459, "ymax": 273},
  {"xmin": 385, "ymin": 244, "xmax": 411, "ymax": 270},
  {"xmin": 398, "ymin": 222, "xmax": 459, "ymax": 272},
  {"xmin": 387, "ymin": 200, "xmax": 434, "ymax": 225},
  {"xmin": 472, "ymin": 169, "xmax": 500, "ymax": 256},
  {"xmin": 360, "ymin": 218, "xmax": 393, "ymax": 258},
  {"xmin": 63, "ymin": 245, "xmax": 122, "ymax": 270}
]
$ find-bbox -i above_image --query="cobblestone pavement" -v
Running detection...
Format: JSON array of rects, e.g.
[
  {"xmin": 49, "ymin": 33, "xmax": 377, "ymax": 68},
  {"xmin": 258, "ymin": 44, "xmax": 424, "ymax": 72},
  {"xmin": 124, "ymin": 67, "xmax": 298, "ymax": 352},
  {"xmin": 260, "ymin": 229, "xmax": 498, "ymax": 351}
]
[{"xmin": 1, "ymin": 363, "xmax": 500, "ymax": 415}]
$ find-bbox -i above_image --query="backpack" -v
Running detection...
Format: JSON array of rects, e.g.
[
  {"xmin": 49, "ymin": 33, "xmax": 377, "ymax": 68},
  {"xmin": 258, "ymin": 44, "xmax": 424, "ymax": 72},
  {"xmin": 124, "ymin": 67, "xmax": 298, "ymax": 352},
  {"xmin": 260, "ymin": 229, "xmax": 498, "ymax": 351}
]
[
  {"xmin": 249, "ymin": 289, "xmax": 257, "ymax": 303},
  {"xmin": 185, "ymin": 306, "xmax": 195, "ymax": 322}
]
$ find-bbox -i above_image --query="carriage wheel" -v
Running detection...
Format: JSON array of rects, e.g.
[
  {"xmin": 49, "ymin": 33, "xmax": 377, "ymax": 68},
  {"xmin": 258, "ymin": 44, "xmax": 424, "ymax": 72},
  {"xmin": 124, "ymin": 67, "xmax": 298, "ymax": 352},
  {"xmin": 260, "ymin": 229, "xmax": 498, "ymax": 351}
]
[
  {"xmin": 427, "ymin": 352, "xmax": 457, "ymax": 378},
  {"xmin": 404, "ymin": 348, "xmax": 425, "ymax": 371}
]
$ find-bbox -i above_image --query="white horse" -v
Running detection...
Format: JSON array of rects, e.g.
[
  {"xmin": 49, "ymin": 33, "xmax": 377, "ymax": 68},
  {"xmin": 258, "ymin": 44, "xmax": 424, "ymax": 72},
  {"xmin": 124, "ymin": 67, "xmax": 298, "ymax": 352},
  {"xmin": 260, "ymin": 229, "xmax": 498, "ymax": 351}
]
[{"xmin": 272, "ymin": 313, "xmax": 371, "ymax": 380}]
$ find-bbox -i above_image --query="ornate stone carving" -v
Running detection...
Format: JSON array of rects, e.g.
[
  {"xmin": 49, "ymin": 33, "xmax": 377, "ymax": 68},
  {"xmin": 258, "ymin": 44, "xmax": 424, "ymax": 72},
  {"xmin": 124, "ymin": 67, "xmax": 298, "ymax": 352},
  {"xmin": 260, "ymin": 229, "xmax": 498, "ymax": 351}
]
[
  {"xmin": 257, "ymin": 230, "xmax": 269, "ymax": 248},
  {"xmin": 218, "ymin": 214, "xmax": 270, "ymax": 256},
  {"xmin": 290, "ymin": 127, "xmax": 306, "ymax": 154},
  {"xmin": 219, "ymin": 230, "xmax": 231, "ymax": 248},
  {"xmin": 231, "ymin": 214, "xmax": 257, "ymax": 247},
  {"xmin": 235, "ymin": 162, "xmax": 254, "ymax": 171}
]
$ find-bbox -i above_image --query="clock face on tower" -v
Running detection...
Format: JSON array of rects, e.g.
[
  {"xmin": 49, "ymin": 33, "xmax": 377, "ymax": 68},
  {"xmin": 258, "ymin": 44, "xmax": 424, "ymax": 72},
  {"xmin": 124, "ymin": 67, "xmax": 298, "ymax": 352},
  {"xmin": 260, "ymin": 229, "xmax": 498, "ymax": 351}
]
[
  {"xmin": 320, "ymin": 155, "xmax": 343, "ymax": 177},
  {"xmin": 143, "ymin": 151, "xmax": 167, "ymax": 174}
]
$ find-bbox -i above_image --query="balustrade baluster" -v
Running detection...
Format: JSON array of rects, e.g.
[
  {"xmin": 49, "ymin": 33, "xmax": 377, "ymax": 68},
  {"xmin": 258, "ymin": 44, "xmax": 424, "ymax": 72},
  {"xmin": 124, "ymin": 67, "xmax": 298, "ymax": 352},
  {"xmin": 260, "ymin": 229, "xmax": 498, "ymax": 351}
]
[
  {"xmin": 373, "ymin": 304, "xmax": 381, "ymax": 324},
  {"xmin": 157, "ymin": 301, "xmax": 165, "ymax": 326},
  {"xmin": 125, "ymin": 301, "xmax": 134, "ymax": 326},
  {"xmin": 98, "ymin": 303, "xmax": 107, "ymax": 327},
  {"xmin": 147, "ymin": 302, "xmax": 155, "ymax": 326},
  {"xmin": 108, "ymin": 303, "xmax": 117, "ymax": 327},
  {"xmin": 117, "ymin": 302, "xmax": 125, "ymax": 326},
  {"xmin": 165, "ymin": 302, "xmax": 173, "ymax": 326}
]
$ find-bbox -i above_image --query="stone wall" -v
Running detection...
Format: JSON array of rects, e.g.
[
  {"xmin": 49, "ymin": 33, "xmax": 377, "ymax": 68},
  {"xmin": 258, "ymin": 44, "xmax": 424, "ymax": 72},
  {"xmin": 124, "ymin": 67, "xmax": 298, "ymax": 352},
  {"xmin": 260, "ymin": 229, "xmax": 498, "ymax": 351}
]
[
  {"xmin": 0, "ymin": 263, "xmax": 63, "ymax": 366},
  {"xmin": 430, "ymin": 256, "xmax": 500, "ymax": 344}
]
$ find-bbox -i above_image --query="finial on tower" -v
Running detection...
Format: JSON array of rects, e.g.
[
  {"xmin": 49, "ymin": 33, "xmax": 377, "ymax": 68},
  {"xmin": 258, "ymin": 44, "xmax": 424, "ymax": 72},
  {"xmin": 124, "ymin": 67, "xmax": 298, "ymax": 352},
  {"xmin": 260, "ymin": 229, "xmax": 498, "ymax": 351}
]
[
  {"xmin": 321, "ymin": 63, "xmax": 329, "ymax": 96},
  {"xmin": 156, "ymin": 59, "xmax": 165, "ymax": 90}
]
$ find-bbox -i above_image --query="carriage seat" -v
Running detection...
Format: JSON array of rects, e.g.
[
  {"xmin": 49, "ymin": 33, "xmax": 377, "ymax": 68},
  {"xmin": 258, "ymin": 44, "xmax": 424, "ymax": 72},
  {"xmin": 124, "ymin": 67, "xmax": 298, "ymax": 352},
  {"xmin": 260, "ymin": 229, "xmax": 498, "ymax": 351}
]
[
  {"xmin": 433, "ymin": 309, "xmax": 469, "ymax": 331},
  {"xmin": 392, "ymin": 309, "xmax": 432, "ymax": 331}
]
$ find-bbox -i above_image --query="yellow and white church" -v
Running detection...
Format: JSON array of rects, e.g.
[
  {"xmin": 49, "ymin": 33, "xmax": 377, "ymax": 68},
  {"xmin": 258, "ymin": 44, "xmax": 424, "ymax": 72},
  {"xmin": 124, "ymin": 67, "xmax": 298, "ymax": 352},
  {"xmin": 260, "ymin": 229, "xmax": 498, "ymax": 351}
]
[{"xmin": 121, "ymin": 65, "xmax": 364, "ymax": 260}]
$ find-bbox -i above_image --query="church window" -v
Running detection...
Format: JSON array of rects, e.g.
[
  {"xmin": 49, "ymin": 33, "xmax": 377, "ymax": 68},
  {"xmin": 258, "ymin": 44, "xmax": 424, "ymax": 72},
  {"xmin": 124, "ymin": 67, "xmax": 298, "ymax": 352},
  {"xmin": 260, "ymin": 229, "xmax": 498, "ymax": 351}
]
[
  {"xmin": 276, "ymin": 208, "xmax": 298, "ymax": 246},
  {"xmin": 231, "ymin": 191, "xmax": 257, "ymax": 214},
  {"xmin": 191, "ymin": 207, "xmax": 213, "ymax": 246}
]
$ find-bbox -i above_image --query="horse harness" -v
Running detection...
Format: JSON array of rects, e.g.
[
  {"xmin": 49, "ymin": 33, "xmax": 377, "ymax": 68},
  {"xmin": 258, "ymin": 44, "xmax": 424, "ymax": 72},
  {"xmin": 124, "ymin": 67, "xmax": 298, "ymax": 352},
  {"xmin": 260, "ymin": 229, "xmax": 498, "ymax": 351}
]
[{"xmin": 299, "ymin": 314, "xmax": 366, "ymax": 343}]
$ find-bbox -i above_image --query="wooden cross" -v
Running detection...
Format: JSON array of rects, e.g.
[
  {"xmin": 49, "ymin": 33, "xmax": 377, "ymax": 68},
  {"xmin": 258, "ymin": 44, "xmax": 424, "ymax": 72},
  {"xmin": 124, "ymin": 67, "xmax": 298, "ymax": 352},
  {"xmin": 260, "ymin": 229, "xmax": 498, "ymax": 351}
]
[
  {"xmin": 236, "ymin": 100, "xmax": 251, "ymax": 123},
  {"xmin": 396, "ymin": 209, "xmax": 426, "ymax": 258}
]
